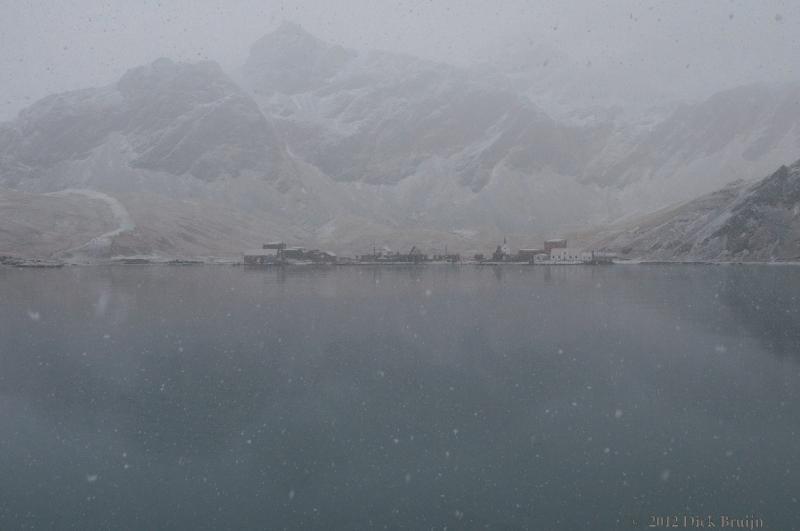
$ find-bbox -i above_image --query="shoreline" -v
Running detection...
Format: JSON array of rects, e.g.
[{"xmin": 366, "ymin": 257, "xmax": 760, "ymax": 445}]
[{"xmin": 3, "ymin": 256, "xmax": 800, "ymax": 269}]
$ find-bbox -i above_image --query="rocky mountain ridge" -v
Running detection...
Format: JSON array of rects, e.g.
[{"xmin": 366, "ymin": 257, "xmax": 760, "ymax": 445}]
[
  {"xmin": 1, "ymin": 22, "xmax": 799, "ymax": 261},
  {"xmin": 585, "ymin": 160, "xmax": 800, "ymax": 262}
]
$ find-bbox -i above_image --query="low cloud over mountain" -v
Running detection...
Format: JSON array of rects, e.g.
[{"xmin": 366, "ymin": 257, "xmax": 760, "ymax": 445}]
[{"xmin": 2, "ymin": 23, "xmax": 799, "ymax": 260}]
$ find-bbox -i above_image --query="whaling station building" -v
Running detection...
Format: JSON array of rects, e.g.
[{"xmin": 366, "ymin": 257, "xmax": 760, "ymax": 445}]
[
  {"xmin": 485, "ymin": 238, "xmax": 613, "ymax": 265},
  {"xmin": 357, "ymin": 246, "xmax": 461, "ymax": 264},
  {"xmin": 243, "ymin": 242, "xmax": 336, "ymax": 265},
  {"xmin": 243, "ymin": 239, "xmax": 612, "ymax": 266}
]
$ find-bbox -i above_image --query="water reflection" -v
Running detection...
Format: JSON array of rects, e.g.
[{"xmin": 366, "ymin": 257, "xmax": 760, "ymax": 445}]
[{"xmin": 0, "ymin": 265, "xmax": 798, "ymax": 529}]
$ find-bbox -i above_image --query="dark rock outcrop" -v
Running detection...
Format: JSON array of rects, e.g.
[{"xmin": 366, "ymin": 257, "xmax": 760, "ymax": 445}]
[{"xmin": 589, "ymin": 160, "xmax": 800, "ymax": 261}]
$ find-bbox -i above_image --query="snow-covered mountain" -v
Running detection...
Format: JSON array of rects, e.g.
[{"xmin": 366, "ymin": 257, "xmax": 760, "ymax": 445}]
[
  {"xmin": 1, "ymin": 22, "xmax": 800, "ymax": 261},
  {"xmin": 585, "ymin": 160, "xmax": 800, "ymax": 262},
  {"xmin": 240, "ymin": 23, "xmax": 800, "ymax": 228},
  {"xmin": 0, "ymin": 58, "xmax": 286, "ymax": 187},
  {"xmin": 589, "ymin": 83, "xmax": 800, "ymax": 217},
  {"xmin": 244, "ymin": 23, "xmax": 603, "ymax": 190},
  {"xmin": 474, "ymin": 41, "xmax": 678, "ymax": 128}
]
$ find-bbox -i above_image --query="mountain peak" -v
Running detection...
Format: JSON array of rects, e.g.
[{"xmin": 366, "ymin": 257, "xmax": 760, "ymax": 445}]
[
  {"xmin": 272, "ymin": 20, "xmax": 315, "ymax": 39},
  {"xmin": 244, "ymin": 21, "xmax": 355, "ymax": 95},
  {"xmin": 117, "ymin": 57, "xmax": 230, "ymax": 99},
  {"xmin": 746, "ymin": 158, "xmax": 800, "ymax": 207},
  {"xmin": 250, "ymin": 20, "xmax": 326, "ymax": 56}
]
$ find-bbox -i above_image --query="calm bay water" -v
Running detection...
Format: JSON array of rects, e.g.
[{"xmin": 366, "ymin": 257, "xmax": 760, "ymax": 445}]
[{"xmin": 1, "ymin": 264, "xmax": 799, "ymax": 530}]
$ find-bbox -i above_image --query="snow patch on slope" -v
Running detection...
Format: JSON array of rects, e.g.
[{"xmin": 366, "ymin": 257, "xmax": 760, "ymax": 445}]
[{"xmin": 48, "ymin": 189, "xmax": 135, "ymax": 256}]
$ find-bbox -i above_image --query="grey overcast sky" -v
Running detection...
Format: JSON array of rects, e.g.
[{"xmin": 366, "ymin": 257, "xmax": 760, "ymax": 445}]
[{"xmin": 2, "ymin": 0, "xmax": 800, "ymax": 120}]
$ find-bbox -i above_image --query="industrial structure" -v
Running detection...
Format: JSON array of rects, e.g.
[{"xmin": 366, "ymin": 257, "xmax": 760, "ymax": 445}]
[
  {"xmin": 244, "ymin": 242, "xmax": 336, "ymax": 265},
  {"xmin": 478, "ymin": 238, "xmax": 613, "ymax": 265},
  {"xmin": 242, "ymin": 238, "xmax": 613, "ymax": 266},
  {"xmin": 358, "ymin": 246, "xmax": 429, "ymax": 263},
  {"xmin": 534, "ymin": 240, "xmax": 614, "ymax": 265}
]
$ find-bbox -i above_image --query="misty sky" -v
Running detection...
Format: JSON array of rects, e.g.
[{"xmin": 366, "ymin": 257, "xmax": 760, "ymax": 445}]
[{"xmin": 2, "ymin": 0, "xmax": 800, "ymax": 120}]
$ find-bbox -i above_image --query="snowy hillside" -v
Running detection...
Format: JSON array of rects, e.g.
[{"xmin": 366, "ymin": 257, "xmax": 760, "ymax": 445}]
[
  {"xmin": 585, "ymin": 160, "xmax": 800, "ymax": 261},
  {"xmin": 1, "ymin": 22, "xmax": 799, "ymax": 261}
]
